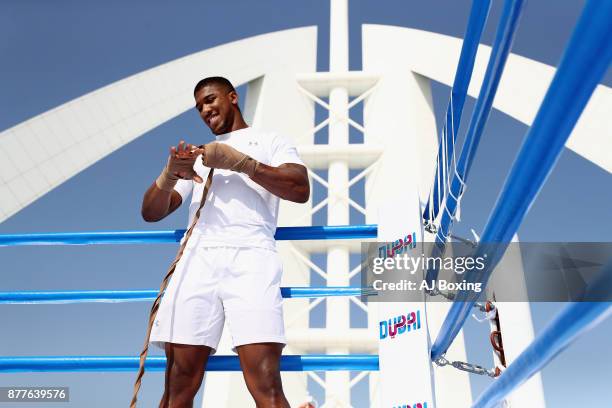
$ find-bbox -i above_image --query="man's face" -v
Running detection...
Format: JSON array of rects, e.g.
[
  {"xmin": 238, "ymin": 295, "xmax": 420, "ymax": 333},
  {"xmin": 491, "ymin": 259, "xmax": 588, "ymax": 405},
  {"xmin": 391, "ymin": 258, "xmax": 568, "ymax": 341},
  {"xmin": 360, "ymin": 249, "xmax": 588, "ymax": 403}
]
[{"xmin": 194, "ymin": 84, "xmax": 238, "ymax": 135}]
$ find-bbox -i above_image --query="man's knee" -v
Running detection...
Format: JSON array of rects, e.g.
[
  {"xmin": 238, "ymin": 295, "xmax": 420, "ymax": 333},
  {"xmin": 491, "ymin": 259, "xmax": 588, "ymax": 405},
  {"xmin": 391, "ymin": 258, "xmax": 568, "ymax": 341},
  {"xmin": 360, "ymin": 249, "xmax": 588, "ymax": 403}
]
[
  {"xmin": 238, "ymin": 343, "xmax": 287, "ymax": 405},
  {"xmin": 165, "ymin": 363, "xmax": 203, "ymax": 406},
  {"xmin": 250, "ymin": 365, "xmax": 284, "ymax": 398}
]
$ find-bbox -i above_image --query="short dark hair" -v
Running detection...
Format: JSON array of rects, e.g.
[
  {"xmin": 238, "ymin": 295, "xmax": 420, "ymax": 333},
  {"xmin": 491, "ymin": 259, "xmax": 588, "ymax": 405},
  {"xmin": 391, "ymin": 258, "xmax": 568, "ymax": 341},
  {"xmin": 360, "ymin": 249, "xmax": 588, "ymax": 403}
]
[{"xmin": 193, "ymin": 76, "xmax": 235, "ymax": 95}]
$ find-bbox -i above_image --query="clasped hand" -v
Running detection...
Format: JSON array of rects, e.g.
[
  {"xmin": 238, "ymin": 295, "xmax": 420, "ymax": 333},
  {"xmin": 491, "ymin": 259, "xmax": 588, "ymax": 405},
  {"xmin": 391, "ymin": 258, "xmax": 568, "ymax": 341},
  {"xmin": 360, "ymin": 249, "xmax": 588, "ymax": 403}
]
[
  {"xmin": 165, "ymin": 140, "xmax": 205, "ymax": 183},
  {"xmin": 166, "ymin": 140, "xmax": 258, "ymax": 182}
]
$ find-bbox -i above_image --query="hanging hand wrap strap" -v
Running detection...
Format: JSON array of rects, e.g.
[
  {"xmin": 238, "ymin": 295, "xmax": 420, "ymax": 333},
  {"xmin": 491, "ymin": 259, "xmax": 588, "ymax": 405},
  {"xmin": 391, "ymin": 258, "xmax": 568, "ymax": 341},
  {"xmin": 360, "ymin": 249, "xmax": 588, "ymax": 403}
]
[{"xmin": 130, "ymin": 167, "xmax": 214, "ymax": 407}]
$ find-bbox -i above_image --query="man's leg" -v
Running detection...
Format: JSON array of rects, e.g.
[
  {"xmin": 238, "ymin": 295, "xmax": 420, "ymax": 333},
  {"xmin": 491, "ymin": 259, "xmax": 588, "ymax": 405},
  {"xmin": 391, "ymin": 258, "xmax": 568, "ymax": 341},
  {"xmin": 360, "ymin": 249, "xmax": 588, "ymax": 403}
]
[
  {"xmin": 236, "ymin": 342, "xmax": 290, "ymax": 408},
  {"xmin": 159, "ymin": 343, "xmax": 212, "ymax": 408}
]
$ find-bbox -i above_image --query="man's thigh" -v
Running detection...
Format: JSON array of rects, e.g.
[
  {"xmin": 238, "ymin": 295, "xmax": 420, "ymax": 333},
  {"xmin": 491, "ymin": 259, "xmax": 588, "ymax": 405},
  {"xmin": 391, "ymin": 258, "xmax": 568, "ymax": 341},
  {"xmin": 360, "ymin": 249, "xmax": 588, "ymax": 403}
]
[{"xmin": 165, "ymin": 342, "xmax": 213, "ymax": 378}]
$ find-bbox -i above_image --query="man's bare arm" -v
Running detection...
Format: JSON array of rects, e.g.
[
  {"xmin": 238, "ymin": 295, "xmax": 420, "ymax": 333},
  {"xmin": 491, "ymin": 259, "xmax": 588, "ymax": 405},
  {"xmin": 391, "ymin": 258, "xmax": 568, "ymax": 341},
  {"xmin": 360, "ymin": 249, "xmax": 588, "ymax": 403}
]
[
  {"xmin": 141, "ymin": 140, "xmax": 201, "ymax": 222},
  {"xmin": 198, "ymin": 142, "xmax": 309, "ymax": 203},
  {"xmin": 141, "ymin": 184, "xmax": 183, "ymax": 222},
  {"xmin": 250, "ymin": 163, "xmax": 310, "ymax": 203}
]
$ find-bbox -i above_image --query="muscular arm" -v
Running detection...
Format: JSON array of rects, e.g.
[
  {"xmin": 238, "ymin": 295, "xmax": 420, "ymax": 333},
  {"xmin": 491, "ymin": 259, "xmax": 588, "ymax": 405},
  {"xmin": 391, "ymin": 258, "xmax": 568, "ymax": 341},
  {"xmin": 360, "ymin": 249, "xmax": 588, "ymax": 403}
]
[
  {"xmin": 201, "ymin": 141, "xmax": 308, "ymax": 203},
  {"xmin": 250, "ymin": 163, "xmax": 310, "ymax": 203},
  {"xmin": 141, "ymin": 183, "xmax": 183, "ymax": 222},
  {"xmin": 141, "ymin": 140, "xmax": 200, "ymax": 222}
]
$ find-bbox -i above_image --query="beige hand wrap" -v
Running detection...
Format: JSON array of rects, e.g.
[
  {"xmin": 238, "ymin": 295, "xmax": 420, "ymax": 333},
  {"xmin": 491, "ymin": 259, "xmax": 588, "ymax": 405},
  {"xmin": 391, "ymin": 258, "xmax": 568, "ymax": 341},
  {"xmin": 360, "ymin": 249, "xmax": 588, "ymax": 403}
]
[
  {"xmin": 202, "ymin": 142, "xmax": 259, "ymax": 178},
  {"xmin": 155, "ymin": 154, "xmax": 201, "ymax": 192}
]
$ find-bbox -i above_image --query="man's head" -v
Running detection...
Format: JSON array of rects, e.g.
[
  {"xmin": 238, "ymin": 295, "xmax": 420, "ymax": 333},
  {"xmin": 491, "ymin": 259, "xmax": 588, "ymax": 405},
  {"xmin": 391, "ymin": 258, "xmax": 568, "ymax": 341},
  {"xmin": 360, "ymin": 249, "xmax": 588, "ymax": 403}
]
[{"xmin": 193, "ymin": 76, "xmax": 243, "ymax": 135}]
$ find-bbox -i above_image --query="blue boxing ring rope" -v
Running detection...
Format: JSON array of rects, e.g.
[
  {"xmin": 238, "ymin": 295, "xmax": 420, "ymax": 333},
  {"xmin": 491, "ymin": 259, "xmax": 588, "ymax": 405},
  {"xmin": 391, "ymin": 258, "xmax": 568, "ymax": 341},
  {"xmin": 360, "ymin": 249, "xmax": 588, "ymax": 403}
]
[
  {"xmin": 422, "ymin": 0, "xmax": 491, "ymax": 226},
  {"xmin": 432, "ymin": 0, "xmax": 526, "ymax": 247},
  {"xmin": 0, "ymin": 287, "xmax": 375, "ymax": 304},
  {"xmin": 0, "ymin": 224, "xmax": 377, "ymax": 246},
  {"xmin": 0, "ymin": 355, "xmax": 379, "ymax": 373},
  {"xmin": 423, "ymin": 0, "xmax": 526, "ymax": 289}
]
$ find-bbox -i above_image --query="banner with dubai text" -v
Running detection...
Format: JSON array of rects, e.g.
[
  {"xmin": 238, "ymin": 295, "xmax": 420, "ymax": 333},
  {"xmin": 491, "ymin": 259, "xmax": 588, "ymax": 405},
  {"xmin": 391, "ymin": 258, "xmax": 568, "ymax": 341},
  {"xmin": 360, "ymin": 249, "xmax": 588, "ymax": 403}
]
[{"xmin": 374, "ymin": 196, "xmax": 433, "ymax": 408}]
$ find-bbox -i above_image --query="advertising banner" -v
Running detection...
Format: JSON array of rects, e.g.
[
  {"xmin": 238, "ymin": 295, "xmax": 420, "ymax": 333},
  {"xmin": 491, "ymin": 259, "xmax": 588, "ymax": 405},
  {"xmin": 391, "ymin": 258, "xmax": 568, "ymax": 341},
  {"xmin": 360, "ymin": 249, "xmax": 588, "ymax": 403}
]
[{"xmin": 375, "ymin": 198, "xmax": 433, "ymax": 408}]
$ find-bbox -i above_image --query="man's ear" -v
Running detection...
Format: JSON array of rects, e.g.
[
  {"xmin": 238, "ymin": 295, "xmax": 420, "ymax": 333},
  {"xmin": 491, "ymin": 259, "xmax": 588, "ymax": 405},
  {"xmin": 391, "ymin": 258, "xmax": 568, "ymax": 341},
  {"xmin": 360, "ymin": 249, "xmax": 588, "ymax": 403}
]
[{"xmin": 229, "ymin": 91, "xmax": 239, "ymax": 106}]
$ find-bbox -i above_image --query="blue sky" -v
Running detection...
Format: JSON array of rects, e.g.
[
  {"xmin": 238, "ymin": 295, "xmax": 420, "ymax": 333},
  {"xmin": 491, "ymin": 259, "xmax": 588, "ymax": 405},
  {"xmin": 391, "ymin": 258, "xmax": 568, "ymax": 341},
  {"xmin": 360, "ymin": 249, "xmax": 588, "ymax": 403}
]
[{"xmin": 1, "ymin": 0, "xmax": 611, "ymax": 407}]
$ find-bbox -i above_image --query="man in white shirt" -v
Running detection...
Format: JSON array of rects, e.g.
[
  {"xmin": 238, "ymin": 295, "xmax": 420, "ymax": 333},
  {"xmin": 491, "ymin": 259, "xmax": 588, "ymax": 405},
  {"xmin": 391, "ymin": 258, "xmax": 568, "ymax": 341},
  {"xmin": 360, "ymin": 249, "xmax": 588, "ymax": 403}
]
[{"xmin": 141, "ymin": 76, "xmax": 309, "ymax": 408}]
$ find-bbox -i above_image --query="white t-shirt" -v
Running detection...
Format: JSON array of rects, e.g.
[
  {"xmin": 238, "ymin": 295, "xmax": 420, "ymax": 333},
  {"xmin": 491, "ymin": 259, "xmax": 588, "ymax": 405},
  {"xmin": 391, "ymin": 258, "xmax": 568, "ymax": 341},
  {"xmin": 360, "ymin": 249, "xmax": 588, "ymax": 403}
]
[{"xmin": 173, "ymin": 126, "xmax": 305, "ymax": 251}]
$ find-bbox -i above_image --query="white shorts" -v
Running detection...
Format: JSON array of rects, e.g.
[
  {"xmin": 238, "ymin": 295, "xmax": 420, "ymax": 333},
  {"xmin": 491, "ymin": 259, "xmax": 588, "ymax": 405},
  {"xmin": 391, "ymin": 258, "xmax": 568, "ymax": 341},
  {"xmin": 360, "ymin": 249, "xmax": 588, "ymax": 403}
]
[{"xmin": 150, "ymin": 245, "xmax": 285, "ymax": 354}]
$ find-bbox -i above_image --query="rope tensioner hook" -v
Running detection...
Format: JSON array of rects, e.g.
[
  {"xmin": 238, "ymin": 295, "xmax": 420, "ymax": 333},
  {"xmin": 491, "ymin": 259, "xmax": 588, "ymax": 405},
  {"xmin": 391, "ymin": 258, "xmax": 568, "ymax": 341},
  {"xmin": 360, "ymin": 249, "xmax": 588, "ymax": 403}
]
[
  {"xmin": 434, "ymin": 301, "xmax": 504, "ymax": 378},
  {"xmin": 434, "ymin": 355, "xmax": 500, "ymax": 378},
  {"xmin": 486, "ymin": 301, "xmax": 507, "ymax": 369}
]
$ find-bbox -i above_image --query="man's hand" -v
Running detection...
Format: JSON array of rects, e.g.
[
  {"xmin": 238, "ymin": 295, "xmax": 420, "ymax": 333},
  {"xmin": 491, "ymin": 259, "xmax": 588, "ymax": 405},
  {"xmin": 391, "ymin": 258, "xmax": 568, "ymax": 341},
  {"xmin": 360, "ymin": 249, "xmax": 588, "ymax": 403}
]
[
  {"xmin": 201, "ymin": 142, "xmax": 259, "ymax": 178},
  {"xmin": 156, "ymin": 140, "xmax": 204, "ymax": 192}
]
